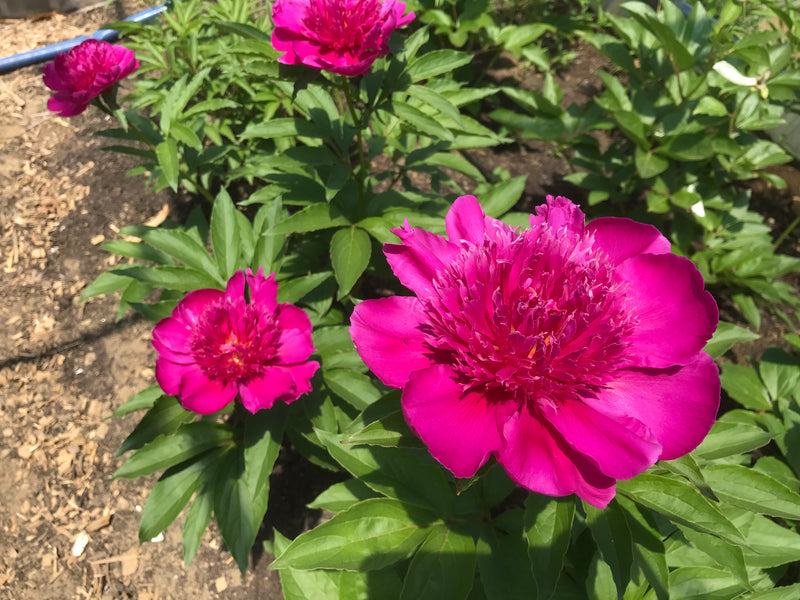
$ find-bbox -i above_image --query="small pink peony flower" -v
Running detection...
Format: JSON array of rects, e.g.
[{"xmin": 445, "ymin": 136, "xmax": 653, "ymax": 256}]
[
  {"xmin": 152, "ymin": 268, "xmax": 320, "ymax": 415},
  {"xmin": 42, "ymin": 39, "xmax": 139, "ymax": 117},
  {"xmin": 271, "ymin": 0, "xmax": 415, "ymax": 76},
  {"xmin": 350, "ymin": 196, "xmax": 720, "ymax": 508}
]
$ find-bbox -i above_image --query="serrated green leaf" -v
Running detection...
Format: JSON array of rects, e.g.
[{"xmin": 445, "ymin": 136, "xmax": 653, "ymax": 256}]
[
  {"xmin": 617, "ymin": 474, "xmax": 744, "ymax": 545},
  {"xmin": 400, "ymin": 524, "xmax": 476, "ymax": 600},
  {"xmin": 524, "ymin": 494, "xmax": 574, "ymax": 600},
  {"xmin": 271, "ymin": 497, "xmax": 434, "ymax": 571},
  {"xmin": 114, "ymin": 421, "xmax": 234, "ymax": 479}
]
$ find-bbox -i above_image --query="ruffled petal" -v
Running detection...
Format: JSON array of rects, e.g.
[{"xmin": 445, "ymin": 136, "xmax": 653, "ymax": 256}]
[
  {"xmin": 445, "ymin": 195, "xmax": 487, "ymax": 245},
  {"xmin": 179, "ymin": 367, "xmax": 237, "ymax": 414},
  {"xmin": 402, "ymin": 365, "xmax": 508, "ymax": 477},
  {"xmin": 529, "ymin": 196, "xmax": 585, "ymax": 240},
  {"xmin": 174, "ymin": 288, "xmax": 225, "ymax": 324},
  {"xmin": 617, "ymin": 254, "xmax": 718, "ymax": 368},
  {"xmin": 239, "ymin": 367, "xmax": 296, "ymax": 413},
  {"xmin": 588, "ymin": 217, "xmax": 671, "ymax": 265},
  {"xmin": 246, "ymin": 267, "xmax": 278, "ymax": 311},
  {"xmin": 498, "ymin": 404, "xmax": 617, "ymax": 508},
  {"xmin": 384, "ymin": 224, "xmax": 459, "ymax": 296},
  {"xmin": 542, "ymin": 398, "xmax": 662, "ymax": 480},
  {"xmin": 350, "ymin": 296, "xmax": 431, "ymax": 388},
  {"xmin": 592, "ymin": 353, "xmax": 720, "ymax": 460}
]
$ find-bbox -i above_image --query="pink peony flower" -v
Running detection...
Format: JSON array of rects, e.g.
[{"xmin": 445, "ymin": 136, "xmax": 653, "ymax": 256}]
[
  {"xmin": 350, "ymin": 196, "xmax": 720, "ymax": 508},
  {"xmin": 42, "ymin": 39, "xmax": 139, "ymax": 117},
  {"xmin": 152, "ymin": 268, "xmax": 320, "ymax": 415},
  {"xmin": 271, "ymin": 0, "xmax": 415, "ymax": 76}
]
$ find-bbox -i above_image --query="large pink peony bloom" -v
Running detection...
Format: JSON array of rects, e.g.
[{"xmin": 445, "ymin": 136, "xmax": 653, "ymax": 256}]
[
  {"xmin": 350, "ymin": 196, "xmax": 720, "ymax": 508},
  {"xmin": 153, "ymin": 268, "xmax": 319, "ymax": 415},
  {"xmin": 42, "ymin": 39, "xmax": 139, "ymax": 117},
  {"xmin": 271, "ymin": 0, "xmax": 415, "ymax": 76}
]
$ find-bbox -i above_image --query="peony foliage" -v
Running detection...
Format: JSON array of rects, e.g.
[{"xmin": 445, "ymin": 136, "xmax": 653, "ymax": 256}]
[{"xmin": 60, "ymin": 0, "xmax": 800, "ymax": 597}]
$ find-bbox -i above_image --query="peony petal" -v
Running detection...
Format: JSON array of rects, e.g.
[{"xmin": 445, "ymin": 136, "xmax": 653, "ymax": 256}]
[
  {"xmin": 152, "ymin": 316, "xmax": 194, "ymax": 357},
  {"xmin": 529, "ymin": 196, "xmax": 585, "ymax": 240},
  {"xmin": 445, "ymin": 196, "xmax": 487, "ymax": 245},
  {"xmin": 246, "ymin": 267, "xmax": 278, "ymax": 311},
  {"xmin": 178, "ymin": 367, "xmax": 237, "ymax": 414},
  {"xmin": 276, "ymin": 326, "xmax": 316, "ymax": 364},
  {"xmin": 154, "ymin": 357, "xmax": 191, "ymax": 396},
  {"xmin": 384, "ymin": 224, "xmax": 459, "ymax": 296},
  {"xmin": 175, "ymin": 288, "xmax": 225, "ymax": 325},
  {"xmin": 617, "ymin": 253, "xmax": 718, "ymax": 368},
  {"xmin": 588, "ymin": 217, "xmax": 671, "ymax": 265},
  {"xmin": 239, "ymin": 367, "xmax": 296, "ymax": 413},
  {"xmin": 593, "ymin": 353, "xmax": 720, "ymax": 460},
  {"xmin": 223, "ymin": 270, "xmax": 245, "ymax": 302},
  {"xmin": 350, "ymin": 296, "xmax": 431, "ymax": 388},
  {"xmin": 402, "ymin": 365, "xmax": 508, "ymax": 477},
  {"xmin": 498, "ymin": 404, "xmax": 617, "ymax": 508},
  {"xmin": 542, "ymin": 398, "xmax": 662, "ymax": 480}
]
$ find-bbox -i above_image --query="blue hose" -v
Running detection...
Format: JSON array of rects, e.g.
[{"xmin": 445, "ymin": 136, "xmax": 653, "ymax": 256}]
[{"xmin": 0, "ymin": 4, "xmax": 168, "ymax": 75}]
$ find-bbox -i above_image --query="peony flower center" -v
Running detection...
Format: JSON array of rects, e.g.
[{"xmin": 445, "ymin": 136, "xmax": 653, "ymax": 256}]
[
  {"xmin": 421, "ymin": 222, "xmax": 636, "ymax": 401},
  {"xmin": 303, "ymin": 0, "xmax": 385, "ymax": 52},
  {"xmin": 189, "ymin": 300, "xmax": 281, "ymax": 387}
]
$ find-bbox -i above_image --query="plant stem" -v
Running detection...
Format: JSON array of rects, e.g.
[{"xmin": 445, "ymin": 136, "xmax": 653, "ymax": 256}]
[
  {"xmin": 774, "ymin": 213, "xmax": 800, "ymax": 251},
  {"xmin": 341, "ymin": 76, "xmax": 368, "ymax": 219}
]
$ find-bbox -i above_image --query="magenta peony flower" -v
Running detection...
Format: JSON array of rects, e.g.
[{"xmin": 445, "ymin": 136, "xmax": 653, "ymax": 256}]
[
  {"xmin": 271, "ymin": 0, "xmax": 415, "ymax": 76},
  {"xmin": 42, "ymin": 39, "xmax": 139, "ymax": 117},
  {"xmin": 152, "ymin": 268, "xmax": 320, "ymax": 415},
  {"xmin": 350, "ymin": 196, "xmax": 720, "ymax": 508}
]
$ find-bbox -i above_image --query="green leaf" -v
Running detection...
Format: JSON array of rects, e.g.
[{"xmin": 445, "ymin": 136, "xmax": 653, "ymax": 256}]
[
  {"xmin": 344, "ymin": 411, "xmax": 422, "ymax": 448},
  {"xmin": 139, "ymin": 451, "xmax": 217, "ymax": 541},
  {"xmin": 635, "ymin": 146, "xmax": 669, "ymax": 178},
  {"xmin": 118, "ymin": 395, "xmax": 195, "ymax": 455},
  {"xmin": 405, "ymin": 50, "xmax": 473, "ymax": 82},
  {"xmin": 477, "ymin": 523, "xmax": 537, "ymax": 600},
  {"xmin": 693, "ymin": 419, "xmax": 774, "ymax": 461},
  {"xmin": 270, "ymin": 203, "xmax": 351, "ymax": 234},
  {"xmin": 658, "ymin": 454, "xmax": 712, "ymax": 497},
  {"xmin": 617, "ymin": 474, "xmax": 744, "ymax": 545},
  {"xmin": 240, "ymin": 117, "xmax": 318, "ymax": 140},
  {"xmin": 155, "ymin": 138, "xmax": 180, "ymax": 192},
  {"xmin": 478, "ymin": 176, "xmax": 527, "ymax": 218},
  {"xmin": 101, "ymin": 239, "xmax": 174, "ymax": 265},
  {"xmin": 307, "ymin": 479, "xmax": 381, "ymax": 513},
  {"xmin": 720, "ymin": 363, "xmax": 771, "ymax": 410},
  {"xmin": 243, "ymin": 404, "xmax": 286, "ymax": 524},
  {"xmin": 392, "ymin": 100, "xmax": 454, "ymax": 141},
  {"xmin": 211, "ymin": 188, "xmax": 241, "ymax": 280},
  {"xmin": 214, "ymin": 450, "xmax": 256, "ymax": 574},
  {"xmin": 524, "ymin": 494, "xmax": 574, "ymax": 600},
  {"xmin": 704, "ymin": 322, "xmax": 760, "ymax": 358},
  {"xmin": 584, "ymin": 501, "xmax": 633, "ymax": 599},
  {"xmin": 270, "ymin": 497, "xmax": 434, "ymax": 571},
  {"xmin": 586, "ymin": 552, "xmax": 617, "ymax": 600},
  {"xmin": 737, "ymin": 584, "xmax": 800, "ymax": 599},
  {"xmin": 182, "ymin": 484, "xmax": 213, "ymax": 567},
  {"xmin": 617, "ymin": 497, "xmax": 669, "ymax": 600},
  {"xmin": 622, "ymin": 2, "xmax": 695, "ymax": 70},
  {"xmin": 317, "ymin": 430, "xmax": 454, "ymax": 515},
  {"xmin": 114, "ymin": 385, "xmax": 164, "ymax": 417},
  {"xmin": 401, "ymin": 524, "xmax": 476, "ymax": 600},
  {"xmin": 81, "ymin": 271, "xmax": 134, "ymax": 301},
  {"xmin": 114, "ymin": 421, "xmax": 234, "ymax": 479},
  {"xmin": 330, "ymin": 226, "xmax": 371, "ymax": 298},
  {"xmin": 142, "ymin": 229, "xmax": 223, "ymax": 284},
  {"xmin": 667, "ymin": 566, "xmax": 746, "ymax": 600},
  {"xmin": 407, "ymin": 86, "xmax": 464, "ymax": 127},
  {"xmin": 704, "ymin": 464, "xmax": 800, "ymax": 519},
  {"xmin": 324, "ymin": 369, "xmax": 384, "ymax": 411},
  {"xmin": 276, "ymin": 271, "xmax": 333, "ymax": 304},
  {"xmin": 726, "ymin": 506, "xmax": 800, "ymax": 568},
  {"xmin": 113, "ymin": 265, "xmax": 223, "ymax": 292},
  {"xmin": 759, "ymin": 347, "xmax": 800, "ymax": 402},
  {"xmin": 676, "ymin": 525, "xmax": 750, "ymax": 588}
]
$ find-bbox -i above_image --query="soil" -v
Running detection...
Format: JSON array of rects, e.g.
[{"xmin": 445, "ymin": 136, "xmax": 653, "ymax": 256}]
[{"xmin": 1, "ymin": 4, "xmax": 800, "ymax": 600}]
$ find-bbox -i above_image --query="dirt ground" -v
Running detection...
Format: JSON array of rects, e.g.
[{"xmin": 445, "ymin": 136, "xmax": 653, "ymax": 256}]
[{"xmin": 2, "ymin": 3, "xmax": 800, "ymax": 600}]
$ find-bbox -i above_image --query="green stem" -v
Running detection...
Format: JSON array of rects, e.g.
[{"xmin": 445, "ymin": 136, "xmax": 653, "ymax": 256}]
[
  {"xmin": 340, "ymin": 76, "xmax": 368, "ymax": 219},
  {"xmin": 773, "ymin": 212, "xmax": 800, "ymax": 252}
]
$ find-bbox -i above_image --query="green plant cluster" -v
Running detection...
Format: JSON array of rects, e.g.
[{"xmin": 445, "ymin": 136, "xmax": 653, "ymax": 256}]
[{"xmin": 75, "ymin": 0, "xmax": 800, "ymax": 598}]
